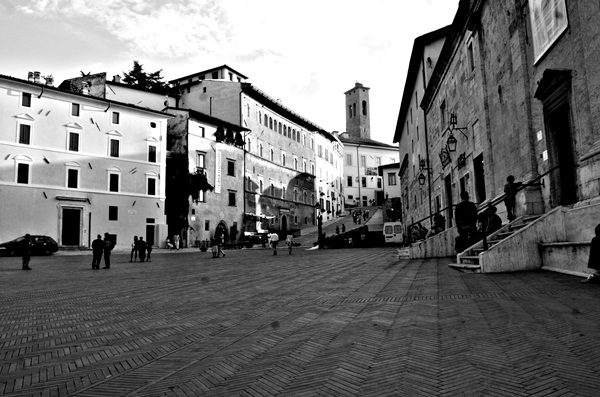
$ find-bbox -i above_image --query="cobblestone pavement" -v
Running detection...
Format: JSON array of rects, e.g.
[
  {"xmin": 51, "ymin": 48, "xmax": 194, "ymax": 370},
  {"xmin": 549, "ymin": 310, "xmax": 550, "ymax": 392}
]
[{"xmin": 1, "ymin": 248, "xmax": 600, "ymax": 396}]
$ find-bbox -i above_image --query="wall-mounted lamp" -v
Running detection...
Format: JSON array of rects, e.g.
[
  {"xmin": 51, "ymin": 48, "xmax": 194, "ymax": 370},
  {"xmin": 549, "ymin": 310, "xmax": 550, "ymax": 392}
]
[{"xmin": 442, "ymin": 112, "xmax": 468, "ymax": 153}]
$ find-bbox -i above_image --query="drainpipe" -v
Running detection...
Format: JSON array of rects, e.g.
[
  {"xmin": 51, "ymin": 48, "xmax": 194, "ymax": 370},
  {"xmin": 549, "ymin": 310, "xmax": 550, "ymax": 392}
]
[
  {"xmin": 356, "ymin": 144, "xmax": 361, "ymax": 207},
  {"xmin": 421, "ymin": 52, "xmax": 433, "ymax": 225}
]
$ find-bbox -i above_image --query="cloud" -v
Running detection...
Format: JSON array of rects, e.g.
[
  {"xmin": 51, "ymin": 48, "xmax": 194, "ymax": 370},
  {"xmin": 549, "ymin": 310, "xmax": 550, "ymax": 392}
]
[{"xmin": 14, "ymin": 0, "xmax": 233, "ymax": 58}]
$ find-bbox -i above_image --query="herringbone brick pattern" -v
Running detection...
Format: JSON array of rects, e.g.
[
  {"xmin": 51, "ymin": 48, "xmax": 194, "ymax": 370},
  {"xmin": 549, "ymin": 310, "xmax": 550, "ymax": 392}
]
[{"xmin": 1, "ymin": 249, "xmax": 600, "ymax": 396}]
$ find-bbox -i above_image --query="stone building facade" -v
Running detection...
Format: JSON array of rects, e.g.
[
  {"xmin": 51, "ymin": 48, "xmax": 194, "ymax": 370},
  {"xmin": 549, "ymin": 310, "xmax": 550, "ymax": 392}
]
[{"xmin": 403, "ymin": 0, "xmax": 600, "ymax": 237}]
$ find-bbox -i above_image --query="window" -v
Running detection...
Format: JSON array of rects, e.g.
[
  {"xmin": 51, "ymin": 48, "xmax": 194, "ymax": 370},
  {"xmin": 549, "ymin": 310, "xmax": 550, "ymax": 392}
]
[
  {"xmin": 198, "ymin": 189, "xmax": 205, "ymax": 202},
  {"xmin": 108, "ymin": 206, "xmax": 118, "ymax": 221},
  {"xmin": 362, "ymin": 100, "xmax": 367, "ymax": 116},
  {"xmin": 352, "ymin": 103, "xmax": 356, "ymax": 117},
  {"xmin": 16, "ymin": 163, "xmax": 29, "ymax": 184},
  {"xmin": 467, "ymin": 42, "xmax": 474, "ymax": 71},
  {"xmin": 360, "ymin": 155, "xmax": 366, "ymax": 167},
  {"xmin": 227, "ymin": 159, "xmax": 235, "ymax": 176},
  {"xmin": 259, "ymin": 180, "xmax": 263, "ymax": 193},
  {"xmin": 212, "ymin": 71, "xmax": 219, "ymax": 79},
  {"xmin": 147, "ymin": 176, "xmax": 157, "ymax": 195},
  {"xmin": 197, "ymin": 152, "xmax": 205, "ymax": 169},
  {"xmin": 109, "ymin": 173, "xmax": 120, "ymax": 192},
  {"xmin": 282, "ymin": 187, "xmax": 286, "ymax": 199},
  {"xmin": 348, "ymin": 105, "xmax": 352, "ymax": 118},
  {"xmin": 440, "ymin": 100, "xmax": 446, "ymax": 127},
  {"xmin": 294, "ymin": 158, "xmax": 298, "ymax": 170},
  {"xmin": 278, "ymin": 123, "xmax": 282, "ymax": 134},
  {"xmin": 148, "ymin": 145, "xmax": 157, "ymax": 163},
  {"xmin": 228, "ymin": 191, "xmax": 236, "ymax": 206},
  {"xmin": 228, "ymin": 72, "xmax": 233, "ymax": 81},
  {"xmin": 294, "ymin": 189, "xmax": 298, "ymax": 201},
  {"xmin": 282, "ymin": 153, "xmax": 286, "ymax": 166},
  {"xmin": 270, "ymin": 147, "xmax": 274, "ymax": 162},
  {"xmin": 264, "ymin": 114, "xmax": 268, "ymax": 126},
  {"xmin": 347, "ymin": 176, "xmax": 353, "ymax": 187},
  {"xmin": 303, "ymin": 160, "xmax": 307, "ymax": 172},
  {"xmin": 377, "ymin": 178, "xmax": 382, "ymax": 189},
  {"xmin": 259, "ymin": 143, "xmax": 263, "ymax": 157},
  {"xmin": 247, "ymin": 139, "xmax": 252, "ymax": 153},
  {"xmin": 22, "ymin": 92, "xmax": 31, "ymax": 108},
  {"xmin": 205, "ymin": 220, "xmax": 210, "ymax": 231},
  {"xmin": 311, "ymin": 164, "xmax": 315, "ymax": 175},
  {"xmin": 388, "ymin": 173, "xmax": 397, "ymax": 185},
  {"xmin": 112, "ymin": 111, "xmax": 120, "ymax": 124},
  {"xmin": 269, "ymin": 117, "xmax": 273, "ymax": 129},
  {"xmin": 109, "ymin": 139, "xmax": 120, "ymax": 157},
  {"xmin": 346, "ymin": 154, "xmax": 352, "ymax": 166},
  {"xmin": 71, "ymin": 103, "xmax": 80, "ymax": 117},
  {"xmin": 67, "ymin": 168, "xmax": 79, "ymax": 188},
  {"xmin": 376, "ymin": 157, "xmax": 381, "ymax": 166},
  {"xmin": 270, "ymin": 183, "xmax": 275, "ymax": 196},
  {"xmin": 18, "ymin": 124, "xmax": 31, "ymax": 144},
  {"xmin": 348, "ymin": 195, "xmax": 354, "ymax": 200},
  {"xmin": 68, "ymin": 131, "xmax": 79, "ymax": 152},
  {"xmin": 361, "ymin": 177, "xmax": 367, "ymax": 187}
]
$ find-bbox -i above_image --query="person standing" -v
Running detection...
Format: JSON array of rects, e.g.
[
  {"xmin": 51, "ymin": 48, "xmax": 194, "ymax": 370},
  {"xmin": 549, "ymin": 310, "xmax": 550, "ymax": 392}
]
[
  {"xmin": 21, "ymin": 234, "xmax": 33, "ymax": 270},
  {"xmin": 129, "ymin": 236, "xmax": 139, "ymax": 262},
  {"xmin": 341, "ymin": 223, "xmax": 346, "ymax": 233},
  {"xmin": 270, "ymin": 232, "xmax": 279, "ymax": 255},
  {"xmin": 173, "ymin": 234, "xmax": 180, "ymax": 250},
  {"xmin": 455, "ymin": 191, "xmax": 478, "ymax": 252},
  {"xmin": 103, "ymin": 233, "xmax": 113, "ymax": 269},
  {"xmin": 504, "ymin": 175, "xmax": 523, "ymax": 222},
  {"xmin": 582, "ymin": 224, "xmax": 600, "ymax": 284},
  {"xmin": 138, "ymin": 237, "xmax": 147, "ymax": 262},
  {"xmin": 336, "ymin": 225, "xmax": 340, "ymax": 234},
  {"xmin": 146, "ymin": 241, "xmax": 152, "ymax": 262},
  {"xmin": 286, "ymin": 234, "xmax": 294, "ymax": 255},
  {"xmin": 217, "ymin": 234, "xmax": 226, "ymax": 257},
  {"xmin": 91, "ymin": 234, "xmax": 104, "ymax": 269}
]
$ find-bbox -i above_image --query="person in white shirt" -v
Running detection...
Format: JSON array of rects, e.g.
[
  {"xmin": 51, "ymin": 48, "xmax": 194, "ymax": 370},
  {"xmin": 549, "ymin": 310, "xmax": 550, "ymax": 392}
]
[{"xmin": 269, "ymin": 232, "xmax": 279, "ymax": 255}]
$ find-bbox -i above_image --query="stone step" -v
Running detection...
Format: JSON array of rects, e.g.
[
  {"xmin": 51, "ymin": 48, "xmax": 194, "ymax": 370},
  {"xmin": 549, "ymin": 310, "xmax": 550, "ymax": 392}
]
[
  {"xmin": 448, "ymin": 263, "xmax": 481, "ymax": 273},
  {"xmin": 460, "ymin": 255, "xmax": 480, "ymax": 264}
]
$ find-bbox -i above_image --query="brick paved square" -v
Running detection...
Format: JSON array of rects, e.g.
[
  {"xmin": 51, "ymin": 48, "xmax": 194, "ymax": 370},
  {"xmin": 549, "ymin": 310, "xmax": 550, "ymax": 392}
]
[{"xmin": 1, "ymin": 248, "xmax": 600, "ymax": 396}]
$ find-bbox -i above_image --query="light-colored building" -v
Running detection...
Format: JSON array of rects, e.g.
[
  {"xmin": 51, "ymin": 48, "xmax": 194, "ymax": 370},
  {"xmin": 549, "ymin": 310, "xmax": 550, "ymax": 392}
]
[
  {"xmin": 340, "ymin": 82, "xmax": 398, "ymax": 208},
  {"xmin": 392, "ymin": 26, "xmax": 449, "ymax": 230},
  {"xmin": 314, "ymin": 132, "xmax": 344, "ymax": 221},
  {"xmin": 0, "ymin": 73, "xmax": 170, "ymax": 249},
  {"xmin": 170, "ymin": 65, "xmax": 340, "ymax": 234}
]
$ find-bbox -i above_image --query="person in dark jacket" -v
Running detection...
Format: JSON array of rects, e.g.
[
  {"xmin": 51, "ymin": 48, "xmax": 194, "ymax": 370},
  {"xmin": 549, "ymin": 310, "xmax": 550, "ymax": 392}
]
[
  {"xmin": 22, "ymin": 234, "xmax": 32, "ymax": 270},
  {"xmin": 455, "ymin": 191, "xmax": 478, "ymax": 252},
  {"xmin": 582, "ymin": 224, "xmax": 600, "ymax": 284},
  {"xmin": 91, "ymin": 234, "xmax": 104, "ymax": 269},
  {"xmin": 485, "ymin": 205, "xmax": 503, "ymax": 236},
  {"xmin": 138, "ymin": 237, "xmax": 147, "ymax": 262},
  {"xmin": 103, "ymin": 233, "xmax": 113, "ymax": 269},
  {"xmin": 504, "ymin": 175, "xmax": 522, "ymax": 222}
]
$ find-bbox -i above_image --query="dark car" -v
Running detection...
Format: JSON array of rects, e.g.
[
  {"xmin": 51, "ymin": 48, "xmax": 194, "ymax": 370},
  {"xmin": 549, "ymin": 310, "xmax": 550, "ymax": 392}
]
[{"xmin": 0, "ymin": 235, "xmax": 59, "ymax": 256}]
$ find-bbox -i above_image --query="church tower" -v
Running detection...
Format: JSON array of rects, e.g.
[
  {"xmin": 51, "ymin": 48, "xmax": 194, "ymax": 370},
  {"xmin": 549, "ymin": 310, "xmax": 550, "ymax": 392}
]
[{"xmin": 344, "ymin": 82, "xmax": 371, "ymax": 139}]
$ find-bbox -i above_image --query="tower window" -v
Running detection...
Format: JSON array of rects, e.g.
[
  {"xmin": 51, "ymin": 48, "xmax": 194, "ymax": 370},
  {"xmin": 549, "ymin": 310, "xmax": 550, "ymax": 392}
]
[{"xmin": 362, "ymin": 100, "xmax": 367, "ymax": 116}]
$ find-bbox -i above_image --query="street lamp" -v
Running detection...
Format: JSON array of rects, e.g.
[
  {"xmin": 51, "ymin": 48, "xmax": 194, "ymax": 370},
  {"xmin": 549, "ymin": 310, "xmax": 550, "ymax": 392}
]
[
  {"xmin": 315, "ymin": 202, "xmax": 323, "ymax": 249},
  {"xmin": 446, "ymin": 133, "xmax": 458, "ymax": 152}
]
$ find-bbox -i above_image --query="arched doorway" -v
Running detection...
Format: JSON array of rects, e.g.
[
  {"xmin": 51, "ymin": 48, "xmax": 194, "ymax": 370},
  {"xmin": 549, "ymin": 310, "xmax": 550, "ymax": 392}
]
[{"xmin": 281, "ymin": 215, "xmax": 287, "ymax": 233}]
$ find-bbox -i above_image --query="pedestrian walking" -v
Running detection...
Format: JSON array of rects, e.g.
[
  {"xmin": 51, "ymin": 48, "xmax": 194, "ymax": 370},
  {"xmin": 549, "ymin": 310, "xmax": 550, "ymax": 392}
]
[
  {"xmin": 91, "ymin": 234, "xmax": 104, "ymax": 269},
  {"xmin": 270, "ymin": 232, "xmax": 279, "ymax": 255},
  {"xmin": 286, "ymin": 234, "xmax": 294, "ymax": 255},
  {"xmin": 336, "ymin": 225, "xmax": 340, "ymax": 234},
  {"xmin": 504, "ymin": 175, "xmax": 522, "ymax": 222},
  {"xmin": 210, "ymin": 237, "xmax": 219, "ymax": 258},
  {"xmin": 341, "ymin": 223, "xmax": 346, "ymax": 233},
  {"xmin": 129, "ymin": 236, "xmax": 138, "ymax": 262},
  {"xmin": 173, "ymin": 234, "xmax": 180, "ymax": 250},
  {"xmin": 582, "ymin": 224, "xmax": 600, "ymax": 284},
  {"xmin": 216, "ymin": 235, "xmax": 226, "ymax": 257},
  {"xmin": 138, "ymin": 237, "xmax": 147, "ymax": 262},
  {"xmin": 103, "ymin": 233, "xmax": 114, "ymax": 269},
  {"xmin": 21, "ymin": 234, "xmax": 32, "ymax": 270}
]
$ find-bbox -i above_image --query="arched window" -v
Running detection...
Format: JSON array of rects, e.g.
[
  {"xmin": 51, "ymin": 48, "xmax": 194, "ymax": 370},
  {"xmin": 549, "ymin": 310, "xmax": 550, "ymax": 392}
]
[
  {"xmin": 259, "ymin": 180, "xmax": 263, "ymax": 193},
  {"xmin": 282, "ymin": 187, "xmax": 286, "ymax": 199},
  {"xmin": 283, "ymin": 126, "xmax": 287, "ymax": 136},
  {"xmin": 294, "ymin": 158, "xmax": 298, "ymax": 170},
  {"xmin": 282, "ymin": 154, "xmax": 286, "ymax": 166},
  {"xmin": 278, "ymin": 123, "xmax": 282, "ymax": 134},
  {"xmin": 247, "ymin": 138, "xmax": 251, "ymax": 153},
  {"xmin": 270, "ymin": 148, "xmax": 274, "ymax": 162},
  {"xmin": 269, "ymin": 117, "xmax": 273, "ymax": 129},
  {"xmin": 259, "ymin": 143, "xmax": 263, "ymax": 157},
  {"xmin": 264, "ymin": 114, "xmax": 268, "ymax": 126},
  {"xmin": 362, "ymin": 100, "xmax": 367, "ymax": 116},
  {"xmin": 348, "ymin": 105, "xmax": 352, "ymax": 118},
  {"xmin": 270, "ymin": 183, "xmax": 275, "ymax": 196},
  {"xmin": 292, "ymin": 129, "xmax": 296, "ymax": 141}
]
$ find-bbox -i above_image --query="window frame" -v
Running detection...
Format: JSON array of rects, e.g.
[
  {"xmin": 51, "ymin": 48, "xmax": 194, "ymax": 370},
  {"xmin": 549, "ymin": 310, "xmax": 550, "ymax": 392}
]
[
  {"xmin": 148, "ymin": 144, "xmax": 157, "ymax": 163},
  {"xmin": 17, "ymin": 122, "xmax": 32, "ymax": 145},
  {"xmin": 146, "ymin": 174, "xmax": 157, "ymax": 196},
  {"xmin": 108, "ymin": 206, "xmax": 118, "ymax": 221},
  {"xmin": 21, "ymin": 92, "xmax": 32, "ymax": 108},
  {"xmin": 71, "ymin": 103, "xmax": 80, "ymax": 117},
  {"xmin": 228, "ymin": 190, "xmax": 236, "ymax": 206},
  {"xmin": 111, "ymin": 111, "xmax": 120, "ymax": 125},
  {"xmin": 15, "ymin": 159, "xmax": 31, "ymax": 184},
  {"xmin": 109, "ymin": 137, "xmax": 120, "ymax": 158},
  {"xmin": 227, "ymin": 159, "xmax": 235, "ymax": 176},
  {"xmin": 108, "ymin": 171, "xmax": 121, "ymax": 192},
  {"xmin": 67, "ymin": 130, "xmax": 80, "ymax": 152},
  {"xmin": 66, "ymin": 166, "xmax": 80, "ymax": 189}
]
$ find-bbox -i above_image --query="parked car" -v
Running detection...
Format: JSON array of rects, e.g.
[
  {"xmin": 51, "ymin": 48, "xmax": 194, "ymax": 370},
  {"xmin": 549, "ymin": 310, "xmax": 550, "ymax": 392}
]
[
  {"xmin": 239, "ymin": 232, "xmax": 268, "ymax": 248},
  {"xmin": 0, "ymin": 235, "xmax": 59, "ymax": 256}
]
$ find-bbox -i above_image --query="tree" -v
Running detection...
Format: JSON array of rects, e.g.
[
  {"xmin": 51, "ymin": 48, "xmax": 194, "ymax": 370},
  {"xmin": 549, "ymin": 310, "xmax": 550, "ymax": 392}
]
[{"xmin": 122, "ymin": 60, "xmax": 168, "ymax": 93}]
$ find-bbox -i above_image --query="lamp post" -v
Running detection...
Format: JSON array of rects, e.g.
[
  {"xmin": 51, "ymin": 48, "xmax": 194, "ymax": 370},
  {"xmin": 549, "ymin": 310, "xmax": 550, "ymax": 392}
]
[{"xmin": 315, "ymin": 202, "xmax": 323, "ymax": 249}]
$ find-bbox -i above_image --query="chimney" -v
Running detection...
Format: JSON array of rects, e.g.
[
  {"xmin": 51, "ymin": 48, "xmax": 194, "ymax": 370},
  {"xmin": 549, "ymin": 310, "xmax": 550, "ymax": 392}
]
[
  {"xmin": 113, "ymin": 75, "xmax": 121, "ymax": 83},
  {"xmin": 28, "ymin": 72, "xmax": 34, "ymax": 82},
  {"xmin": 33, "ymin": 71, "xmax": 41, "ymax": 84},
  {"xmin": 82, "ymin": 82, "xmax": 90, "ymax": 95},
  {"xmin": 44, "ymin": 75, "xmax": 54, "ymax": 86}
]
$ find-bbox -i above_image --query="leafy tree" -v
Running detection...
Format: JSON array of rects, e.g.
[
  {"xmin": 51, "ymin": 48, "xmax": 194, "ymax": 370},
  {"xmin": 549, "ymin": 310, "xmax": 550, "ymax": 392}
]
[{"xmin": 122, "ymin": 60, "xmax": 168, "ymax": 93}]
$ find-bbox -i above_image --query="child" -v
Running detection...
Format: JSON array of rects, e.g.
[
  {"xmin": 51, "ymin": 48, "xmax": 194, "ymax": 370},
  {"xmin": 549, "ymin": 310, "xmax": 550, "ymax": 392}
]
[
  {"xmin": 582, "ymin": 224, "xmax": 600, "ymax": 284},
  {"xmin": 504, "ymin": 175, "xmax": 522, "ymax": 222},
  {"xmin": 286, "ymin": 234, "xmax": 294, "ymax": 255}
]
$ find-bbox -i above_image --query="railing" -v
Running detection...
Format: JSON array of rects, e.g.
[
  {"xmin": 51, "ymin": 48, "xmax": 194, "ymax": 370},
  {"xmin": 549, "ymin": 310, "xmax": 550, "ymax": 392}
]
[{"xmin": 407, "ymin": 165, "xmax": 562, "ymax": 245}]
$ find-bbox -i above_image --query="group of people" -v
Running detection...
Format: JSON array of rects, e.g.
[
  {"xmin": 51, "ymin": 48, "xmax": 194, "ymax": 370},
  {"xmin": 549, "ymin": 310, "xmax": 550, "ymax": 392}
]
[
  {"xmin": 335, "ymin": 224, "xmax": 346, "ymax": 235},
  {"xmin": 165, "ymin": 235, "xmax": 180, "ymax": 250},
  {"xmin": 128, "ymin": 235, "xmax": 152, "ymax": 263},
  {"xmin": 91, "ymin": 233, "xmax": 115, "ymax": 269},
  {"xmin": 351, "ymin": 210, "xmax": 368, "ymax": 224}
]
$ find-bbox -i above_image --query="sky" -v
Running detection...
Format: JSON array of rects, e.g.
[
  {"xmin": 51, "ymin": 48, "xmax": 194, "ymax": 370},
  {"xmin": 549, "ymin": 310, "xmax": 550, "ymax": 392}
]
[{"xmin": 0, "ymin": 0, "xmax": 458, "ymax": 145}]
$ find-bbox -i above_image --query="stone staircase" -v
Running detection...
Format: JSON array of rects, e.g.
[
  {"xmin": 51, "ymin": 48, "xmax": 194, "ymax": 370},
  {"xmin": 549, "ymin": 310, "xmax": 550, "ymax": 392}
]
[{"xmin": 449, "ymin": 215, "xmax": 542, "ymax": 273}]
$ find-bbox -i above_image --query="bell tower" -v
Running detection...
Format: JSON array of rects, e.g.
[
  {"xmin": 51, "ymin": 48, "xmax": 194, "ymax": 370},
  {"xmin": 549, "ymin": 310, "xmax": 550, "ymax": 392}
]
[{"xmin": 344, "ymin": 82, "xmax": 371, "ymax": 139}]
